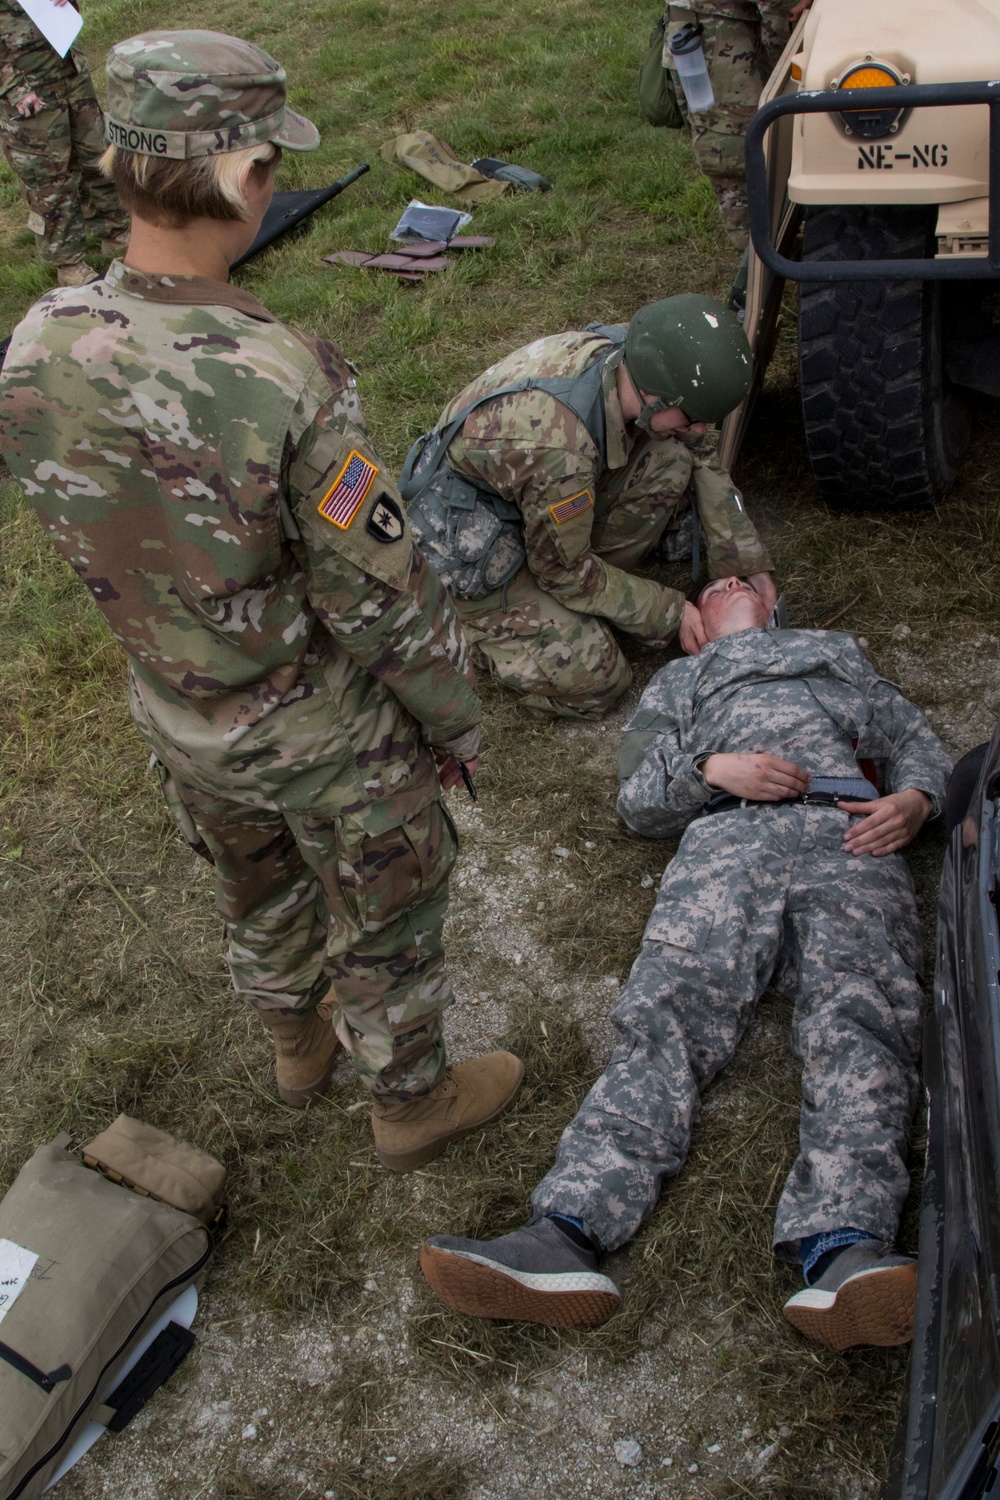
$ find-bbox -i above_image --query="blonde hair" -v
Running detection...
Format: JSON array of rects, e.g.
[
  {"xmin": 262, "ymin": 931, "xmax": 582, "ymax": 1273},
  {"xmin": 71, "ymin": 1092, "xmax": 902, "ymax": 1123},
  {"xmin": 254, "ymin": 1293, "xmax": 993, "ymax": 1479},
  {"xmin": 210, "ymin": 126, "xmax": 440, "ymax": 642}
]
[{"xmin": 99, "ymin": 141, "xmax": 277, "ymax": 227}]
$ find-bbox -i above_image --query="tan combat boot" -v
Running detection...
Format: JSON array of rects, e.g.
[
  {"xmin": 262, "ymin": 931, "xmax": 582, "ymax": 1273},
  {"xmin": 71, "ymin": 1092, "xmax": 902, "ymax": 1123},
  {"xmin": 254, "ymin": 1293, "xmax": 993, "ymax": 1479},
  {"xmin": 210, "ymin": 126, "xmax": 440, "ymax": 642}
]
[
  {"xmin": 268, "ymin": 996, "xmax": 341, "ymax": 1108},
  {"xmin": 371, "ymin": 1051, "xmax": 525, "ymax": 1173},
  {"xmin": 56, "ymin": 261, "xmax": 100, "ymax": 287}
]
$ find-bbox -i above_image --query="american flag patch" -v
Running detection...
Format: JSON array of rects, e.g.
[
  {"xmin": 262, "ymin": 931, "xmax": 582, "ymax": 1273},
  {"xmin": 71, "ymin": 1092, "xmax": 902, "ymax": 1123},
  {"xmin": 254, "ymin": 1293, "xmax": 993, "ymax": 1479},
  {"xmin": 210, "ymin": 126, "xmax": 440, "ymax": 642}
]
[
  {"xmin": 317, "ymin": 450, "xmax": 378, "ymax": 529},
  {"xmin": 549, "ymin": 489, "xmax": 594, "ymax": 525}
]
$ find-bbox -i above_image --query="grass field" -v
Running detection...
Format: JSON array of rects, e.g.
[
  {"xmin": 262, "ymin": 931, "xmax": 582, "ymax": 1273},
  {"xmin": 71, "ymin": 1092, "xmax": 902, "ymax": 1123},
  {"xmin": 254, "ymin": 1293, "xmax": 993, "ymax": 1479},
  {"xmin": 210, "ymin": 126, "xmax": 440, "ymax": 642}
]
[{"xmin": 3, "ymin": 0, "xmax": 1000, "ymax": 1495}]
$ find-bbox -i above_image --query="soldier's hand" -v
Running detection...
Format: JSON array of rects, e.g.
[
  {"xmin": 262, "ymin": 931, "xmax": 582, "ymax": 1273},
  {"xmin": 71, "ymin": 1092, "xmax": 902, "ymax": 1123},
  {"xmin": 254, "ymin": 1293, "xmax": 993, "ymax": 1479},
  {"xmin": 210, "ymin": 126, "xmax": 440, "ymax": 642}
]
[
  {"xmin": 16, "ymin": 92, "xmax": 45, "ymax": 117},
  {"xmin": 701, "ymin": 752, "xmax": 810, "ymax": 801},
  {"xmin": 840, "ymin": 789, "xmax": 933, "ymax": 857},
  {"xmin": 434, "ymin": 753, "xmax": 479, "ymax": 793},
  {"xmin": 745, "ymin": 572, "xmax": 777, "ymax": 613},
  {"xmin": 789, "ymin": 0, "xmax": 815, "ymax": 19},
  {"xmin": 679, "ymin": 600, "xmax": 708, "ymax": 655}
]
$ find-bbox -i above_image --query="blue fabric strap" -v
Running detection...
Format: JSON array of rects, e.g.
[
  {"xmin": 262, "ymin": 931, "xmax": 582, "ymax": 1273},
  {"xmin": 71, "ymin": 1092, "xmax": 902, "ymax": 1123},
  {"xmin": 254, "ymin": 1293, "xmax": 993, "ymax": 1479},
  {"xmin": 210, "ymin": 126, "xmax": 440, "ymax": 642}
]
[{"xmin": 800, "ymin": 1227, "xmax": 874, "ymax": 1284}]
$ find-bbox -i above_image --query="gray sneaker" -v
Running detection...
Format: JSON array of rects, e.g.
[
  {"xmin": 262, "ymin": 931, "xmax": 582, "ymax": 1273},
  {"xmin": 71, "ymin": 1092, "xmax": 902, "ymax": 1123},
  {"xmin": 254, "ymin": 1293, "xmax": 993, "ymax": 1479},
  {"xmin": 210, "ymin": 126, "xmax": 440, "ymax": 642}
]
[
  {"xmin": 420, "ymin": 1217, "xmax": 621, "ymax": 1328},
  {"xmin": 783, "ymin": 1241, "xmax": 918, "ymax": 1351}
]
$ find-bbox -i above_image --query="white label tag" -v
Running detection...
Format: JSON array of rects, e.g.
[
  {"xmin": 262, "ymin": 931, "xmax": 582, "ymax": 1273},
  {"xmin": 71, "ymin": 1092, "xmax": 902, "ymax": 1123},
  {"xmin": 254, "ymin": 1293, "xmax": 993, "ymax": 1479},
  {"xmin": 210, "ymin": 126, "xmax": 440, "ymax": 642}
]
[
  {"xmin": 12, "ymin": 0, "xmax": 82, "ymax": 58},
  {"xmin": 0, "ymin": 1238, "xmax": 38, "ymax": 1326}
]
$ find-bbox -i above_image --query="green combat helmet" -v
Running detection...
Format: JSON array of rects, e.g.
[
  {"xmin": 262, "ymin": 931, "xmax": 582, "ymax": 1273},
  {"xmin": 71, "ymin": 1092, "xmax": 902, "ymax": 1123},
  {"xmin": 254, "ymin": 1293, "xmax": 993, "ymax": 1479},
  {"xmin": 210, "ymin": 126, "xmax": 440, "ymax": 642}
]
[
  {"xmin": 624, "ymin": 294, "xmax": 752, "ymax": 428},
  {"xmin": 105, "ymin": 30, "xmax": 320, "ymax": 159}
]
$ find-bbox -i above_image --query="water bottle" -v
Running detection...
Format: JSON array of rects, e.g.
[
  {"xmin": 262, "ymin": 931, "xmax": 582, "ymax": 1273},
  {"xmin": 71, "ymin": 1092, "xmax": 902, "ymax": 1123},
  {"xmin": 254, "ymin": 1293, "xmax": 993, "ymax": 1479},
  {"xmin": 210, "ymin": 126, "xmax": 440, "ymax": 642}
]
[{"xmin": 669, "ymin": 22, "xmax": 715, "ymax": 113}]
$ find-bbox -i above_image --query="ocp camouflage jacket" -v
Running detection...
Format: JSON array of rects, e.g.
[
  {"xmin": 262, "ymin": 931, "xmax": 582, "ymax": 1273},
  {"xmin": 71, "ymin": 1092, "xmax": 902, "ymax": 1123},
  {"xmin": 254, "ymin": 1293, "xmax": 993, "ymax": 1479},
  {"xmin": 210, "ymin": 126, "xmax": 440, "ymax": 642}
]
[
  {"xmin": 438, "ymin": 330, "xmax": 773, "ymax": 644},
  {"xmin": 0, "ymin": 263, "xmax": 481, "ymax": 837}
]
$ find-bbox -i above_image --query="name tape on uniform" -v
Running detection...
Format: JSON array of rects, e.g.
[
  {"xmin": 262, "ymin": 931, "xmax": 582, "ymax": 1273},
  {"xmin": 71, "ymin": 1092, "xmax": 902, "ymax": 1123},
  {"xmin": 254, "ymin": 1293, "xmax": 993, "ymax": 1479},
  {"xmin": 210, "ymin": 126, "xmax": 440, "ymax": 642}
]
[
  {"xmin": 317, "ymin": 451, "xmax": 379, "ymax": 529},
  {"xmin": 549, "ymin": 489, "xmax": 594, "ymax": 525}
]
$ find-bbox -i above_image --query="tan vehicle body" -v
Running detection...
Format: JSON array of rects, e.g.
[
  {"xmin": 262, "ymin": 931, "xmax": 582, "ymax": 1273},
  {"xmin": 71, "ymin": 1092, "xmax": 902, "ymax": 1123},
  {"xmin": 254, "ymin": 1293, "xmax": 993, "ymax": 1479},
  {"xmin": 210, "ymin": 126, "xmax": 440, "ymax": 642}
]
[
  {"xmin": 719, "ymin": 0, "xmax": 994, "ymax": 501},
  {"xmin": 792, "ymin": 0, "xmax": 992, "ymax": 219}
]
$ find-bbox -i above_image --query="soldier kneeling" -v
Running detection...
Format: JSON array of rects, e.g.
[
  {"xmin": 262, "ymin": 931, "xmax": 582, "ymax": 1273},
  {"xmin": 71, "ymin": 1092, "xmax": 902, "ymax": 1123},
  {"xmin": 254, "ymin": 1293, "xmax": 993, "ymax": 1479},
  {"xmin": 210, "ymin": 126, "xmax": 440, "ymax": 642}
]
[{"xmin": 401, "ymin": 299, "xmax": 775, "ymax": 719}]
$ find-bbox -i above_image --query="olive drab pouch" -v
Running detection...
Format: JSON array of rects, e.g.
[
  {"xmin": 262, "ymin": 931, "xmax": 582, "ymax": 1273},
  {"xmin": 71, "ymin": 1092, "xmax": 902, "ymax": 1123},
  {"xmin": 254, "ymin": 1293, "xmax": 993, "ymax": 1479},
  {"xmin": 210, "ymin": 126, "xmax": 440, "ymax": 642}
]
[
  {"xmin": 400, "ymin": 432, "xmax": 526, "ymax": 601},
  {"xmin": 0, "ymin": 1117, "xmax": 226, "ymax": 1500},
  {"xmin": 399, "ymin": 352, "xmax": 618, "ymax": 602},
  {"xmin": 639, "ymin": 16, "xmax": 684, "ymax": 127}
]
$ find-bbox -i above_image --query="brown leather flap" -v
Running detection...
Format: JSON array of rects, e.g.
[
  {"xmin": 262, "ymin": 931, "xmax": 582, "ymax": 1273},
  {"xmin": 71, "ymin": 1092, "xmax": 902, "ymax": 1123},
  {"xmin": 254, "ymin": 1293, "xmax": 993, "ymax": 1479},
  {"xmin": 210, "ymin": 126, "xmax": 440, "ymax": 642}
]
[{"xmin": 81, "ymin": 1115, "xmax": 226, "ymax": 1227}]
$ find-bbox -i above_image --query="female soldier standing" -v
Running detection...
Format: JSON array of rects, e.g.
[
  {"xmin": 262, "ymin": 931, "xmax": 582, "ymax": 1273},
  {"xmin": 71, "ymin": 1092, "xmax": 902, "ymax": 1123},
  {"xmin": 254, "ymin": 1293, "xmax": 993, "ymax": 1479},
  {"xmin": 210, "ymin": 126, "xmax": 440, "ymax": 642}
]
[{"xmin": 0, "ymin": 30, "xmax": 522, "ymax": 1171}]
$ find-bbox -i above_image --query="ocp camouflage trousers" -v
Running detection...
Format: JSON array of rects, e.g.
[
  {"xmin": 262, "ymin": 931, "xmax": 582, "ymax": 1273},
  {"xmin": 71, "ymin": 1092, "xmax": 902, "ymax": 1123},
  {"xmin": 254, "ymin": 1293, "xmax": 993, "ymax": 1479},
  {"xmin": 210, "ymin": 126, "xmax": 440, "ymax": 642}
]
[
  {"xmin": 458, "ymin": 567, "xmax": 632, "ymax": 720},
  {"xmin": 664, "ymin": 0, "xmax": 795, "ymax": 249},
  {"xmin": 154, "ymin": 763, "xmax": 458, "ymax": 1100},
  {"xmin": 0, "ymin": 56, "xmax": 127, "ymax": 267},
  {"xmin": 532, "ymin": 804, "xmax": 924, "ymax": 1256}
]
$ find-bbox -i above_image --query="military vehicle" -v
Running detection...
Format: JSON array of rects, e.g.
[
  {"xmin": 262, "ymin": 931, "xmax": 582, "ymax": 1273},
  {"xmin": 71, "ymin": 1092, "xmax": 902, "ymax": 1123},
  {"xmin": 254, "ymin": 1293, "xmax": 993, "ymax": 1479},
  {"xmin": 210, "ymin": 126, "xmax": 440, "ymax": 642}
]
[{"xmin": 719, "ymin": 0, "xmax": 1000, "ymax": 512}]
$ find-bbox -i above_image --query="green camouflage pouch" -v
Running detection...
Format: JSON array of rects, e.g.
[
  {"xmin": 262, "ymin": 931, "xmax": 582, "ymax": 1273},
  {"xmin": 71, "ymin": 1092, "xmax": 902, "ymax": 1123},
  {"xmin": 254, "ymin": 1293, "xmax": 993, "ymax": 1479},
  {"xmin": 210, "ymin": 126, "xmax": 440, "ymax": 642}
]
[
  {"xmin": 0, "ymin": 1118, "xmax": 226, "ymax": 1499},
  {"xmin": 639, "ymin": 16, "xmax": 684, "ymax": 127}
]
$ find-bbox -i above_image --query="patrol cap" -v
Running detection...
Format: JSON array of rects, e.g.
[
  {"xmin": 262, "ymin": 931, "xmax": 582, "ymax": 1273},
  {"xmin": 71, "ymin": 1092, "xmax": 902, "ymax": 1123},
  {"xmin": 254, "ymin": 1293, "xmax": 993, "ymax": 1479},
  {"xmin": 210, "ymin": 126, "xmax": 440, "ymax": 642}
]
[
  {"xmin": 624, "ymin": 294, "xmax": 752, "ymax": 424},
  {"xmin": 105, "ymin": 31, "xmax": 320, "ymax": 160}
]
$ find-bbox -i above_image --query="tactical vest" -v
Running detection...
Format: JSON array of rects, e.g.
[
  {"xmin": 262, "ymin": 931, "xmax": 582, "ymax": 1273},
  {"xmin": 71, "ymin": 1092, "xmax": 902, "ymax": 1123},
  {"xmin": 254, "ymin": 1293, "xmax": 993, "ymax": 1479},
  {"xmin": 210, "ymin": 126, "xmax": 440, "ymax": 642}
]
[{"xmin": 400, "ymin": 327, "xmax": 625, "ymax": 600}]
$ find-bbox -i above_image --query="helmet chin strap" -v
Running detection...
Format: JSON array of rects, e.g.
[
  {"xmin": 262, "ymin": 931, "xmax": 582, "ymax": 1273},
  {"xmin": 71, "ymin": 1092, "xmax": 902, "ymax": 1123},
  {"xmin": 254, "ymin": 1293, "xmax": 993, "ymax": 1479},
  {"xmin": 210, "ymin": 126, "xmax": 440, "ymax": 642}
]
[
  {"xmin": 634, "ymin": 397, "xmax": 671, "ymax": 435},
  {"xmin": 622, "ymin": 355, "xmax": 690, "ymax": 434}
]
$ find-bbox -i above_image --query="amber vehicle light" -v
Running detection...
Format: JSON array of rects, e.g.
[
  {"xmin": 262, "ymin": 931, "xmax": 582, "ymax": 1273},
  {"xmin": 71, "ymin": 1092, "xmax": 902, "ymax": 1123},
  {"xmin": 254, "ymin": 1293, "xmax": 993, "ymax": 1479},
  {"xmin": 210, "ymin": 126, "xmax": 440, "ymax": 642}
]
[{"xmin": 837, "ymin": 60, "xmax": 906, "ymax": 140}]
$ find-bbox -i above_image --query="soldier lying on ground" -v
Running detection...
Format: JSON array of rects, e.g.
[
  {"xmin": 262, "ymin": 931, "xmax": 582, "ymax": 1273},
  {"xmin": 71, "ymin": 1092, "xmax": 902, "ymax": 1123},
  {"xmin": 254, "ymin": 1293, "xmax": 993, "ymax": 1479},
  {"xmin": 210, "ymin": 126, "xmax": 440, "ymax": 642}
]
[
  {"xmin": 421, "ymin": 575, "xmax": 952, "ymax": 1350},
  {"xmin": 0, "ymin": 0, "xmax": 128, "ymax": 284},
  {"xmin": 0, "ymin": 29, "xmax": 523, "ymax": 1174},
  {"xmin": 403, "ymin": 299, "xmax": 775, "ymax": 719}
]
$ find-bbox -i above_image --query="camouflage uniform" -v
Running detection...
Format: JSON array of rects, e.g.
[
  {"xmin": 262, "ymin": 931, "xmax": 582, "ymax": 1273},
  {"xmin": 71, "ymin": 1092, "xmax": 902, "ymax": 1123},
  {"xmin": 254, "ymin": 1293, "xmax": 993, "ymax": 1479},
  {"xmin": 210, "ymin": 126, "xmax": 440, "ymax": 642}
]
[
  {"xmin": 0, "ymin": 262, "xmax": 482, "ymax": 1100},
  {"xmin": 0, "ymin": 0, "xmax": 126, "ymax": 268},
  {"xmin": 664, "ymin": 0, "xmax": 795, "ymax": 249},
  {"xmin": 531, "ymin": 628, "xmax": 951, "ymax": 1258},
  {"xmin": 433, "ymin": 331, "xmax": 772, "ymax": 719}
]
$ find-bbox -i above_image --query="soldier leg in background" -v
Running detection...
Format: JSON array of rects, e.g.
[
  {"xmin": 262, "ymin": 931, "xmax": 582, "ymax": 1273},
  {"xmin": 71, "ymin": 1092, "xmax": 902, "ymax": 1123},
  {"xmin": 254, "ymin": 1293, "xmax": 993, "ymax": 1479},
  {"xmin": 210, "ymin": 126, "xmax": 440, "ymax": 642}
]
[
  {"xmin": 0, "ymin": 59, "xmax": 125, "ymax": 277},
  {"xmin": 458, "ymin": 568, "xmax": 631, "ymax": 720},
  {"xmin": 665, "ymin": 0, "xmax": 793, "ymax": 251},
  {"xmin": 65, "ymin": 58, "xmax": 129, "ymax": 248}
]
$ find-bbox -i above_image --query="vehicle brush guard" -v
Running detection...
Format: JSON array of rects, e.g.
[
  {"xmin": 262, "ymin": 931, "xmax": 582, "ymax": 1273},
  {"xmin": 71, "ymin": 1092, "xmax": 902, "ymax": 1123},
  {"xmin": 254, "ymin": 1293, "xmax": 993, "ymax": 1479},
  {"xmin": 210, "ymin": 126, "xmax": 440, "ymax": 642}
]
[{"xmin": 745, "ymin": 79, "xmax": 1000, "ymax": 281}]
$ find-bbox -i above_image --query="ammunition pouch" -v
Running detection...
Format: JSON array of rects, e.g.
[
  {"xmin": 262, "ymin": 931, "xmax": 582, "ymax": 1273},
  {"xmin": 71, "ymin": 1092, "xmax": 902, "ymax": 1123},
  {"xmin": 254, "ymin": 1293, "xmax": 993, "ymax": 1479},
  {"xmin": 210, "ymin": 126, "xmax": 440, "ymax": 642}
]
[
  {"xmin": 402, "ymin": 439, "xmax": 526, "ymax": 601},
  {"xmin": 399, "ymin": 343, "xmax": 620, "ymax": 602}
]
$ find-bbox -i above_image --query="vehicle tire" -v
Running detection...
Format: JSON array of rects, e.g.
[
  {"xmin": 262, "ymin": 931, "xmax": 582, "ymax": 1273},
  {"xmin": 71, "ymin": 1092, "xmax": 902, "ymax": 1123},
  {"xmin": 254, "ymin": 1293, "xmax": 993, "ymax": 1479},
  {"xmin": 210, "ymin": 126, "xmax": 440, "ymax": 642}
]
[{"xmin": 798, "ymin": 204, "xmax": 970, "ymax": 511}]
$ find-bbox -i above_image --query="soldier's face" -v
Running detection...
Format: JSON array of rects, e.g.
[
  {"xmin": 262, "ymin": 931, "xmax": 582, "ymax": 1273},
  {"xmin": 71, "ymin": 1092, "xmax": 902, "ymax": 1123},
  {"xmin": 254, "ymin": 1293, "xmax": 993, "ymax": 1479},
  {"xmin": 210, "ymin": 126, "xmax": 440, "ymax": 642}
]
[{"xmin": 697, "ymin": 575, "xmax": 770, "ymax": 639}]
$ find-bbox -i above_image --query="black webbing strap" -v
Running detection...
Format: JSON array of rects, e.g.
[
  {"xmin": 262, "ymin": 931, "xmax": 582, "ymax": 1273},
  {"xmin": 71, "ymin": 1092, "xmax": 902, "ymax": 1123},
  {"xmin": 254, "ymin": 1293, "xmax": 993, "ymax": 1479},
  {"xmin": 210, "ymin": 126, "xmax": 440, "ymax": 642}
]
[
  {"xmin": 103, "ymin": 1321, "xmax": 195, "ymax": 1432},
  {"xmin": 0, "ymin": 1339, "xmax": 71, "ymax": 1394}
]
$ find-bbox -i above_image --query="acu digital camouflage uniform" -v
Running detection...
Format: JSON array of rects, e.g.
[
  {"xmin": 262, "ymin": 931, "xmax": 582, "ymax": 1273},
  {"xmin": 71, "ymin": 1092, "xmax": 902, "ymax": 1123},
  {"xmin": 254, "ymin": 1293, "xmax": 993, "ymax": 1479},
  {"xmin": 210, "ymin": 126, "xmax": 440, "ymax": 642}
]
[
  {"xmin": 0, "ymin": 261, "xmax": 481, "ymax": 1100},
  {"xmin": 429, "ymin": 331, "xmax": 772, "ymax": 719},
  {"xmin": 0, "ymin": 0, "xmax": 126, "ymax": 269},
  {"xmin": 531, "ymin": 627, "xmax": 952, "ymax": 1258},
  {"xmin": 663, "ymin": 0, "xmax": 796, "ymax": 249}
]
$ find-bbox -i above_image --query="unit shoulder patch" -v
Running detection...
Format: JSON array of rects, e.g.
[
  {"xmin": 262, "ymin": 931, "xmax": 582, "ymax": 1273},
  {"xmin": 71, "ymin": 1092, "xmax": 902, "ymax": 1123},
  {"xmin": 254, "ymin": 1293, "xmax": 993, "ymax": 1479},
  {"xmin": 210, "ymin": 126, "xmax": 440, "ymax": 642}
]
[
  {"xmin": 365, "ymin": 492, "xmax": 405, "ymax": 544},
  {"xmin": 317, "ymin": 450, "xmax": 379, "ymax": 529},
  {"xmin": 549, "ymin": 489, "xmax": 594, "ymax": 525}
]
